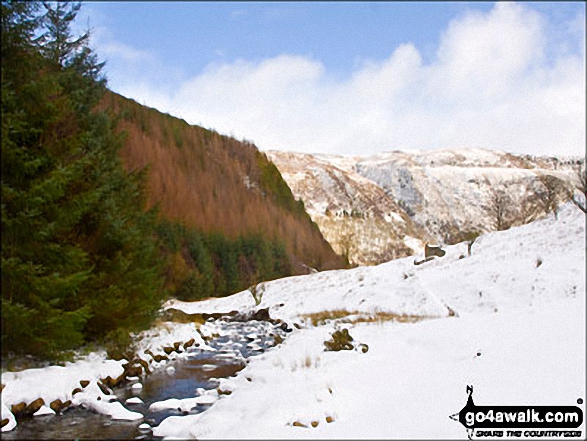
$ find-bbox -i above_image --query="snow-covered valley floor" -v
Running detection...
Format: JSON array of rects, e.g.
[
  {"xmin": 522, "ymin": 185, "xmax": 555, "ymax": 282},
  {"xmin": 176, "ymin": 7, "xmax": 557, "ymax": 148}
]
[
  {"xmin": 156, "ymin": 300, "xmax": 584, "ymax": 439},
  {"xmin": 2, "ymin": 203, "xmax": 585, "ymax": 439}
]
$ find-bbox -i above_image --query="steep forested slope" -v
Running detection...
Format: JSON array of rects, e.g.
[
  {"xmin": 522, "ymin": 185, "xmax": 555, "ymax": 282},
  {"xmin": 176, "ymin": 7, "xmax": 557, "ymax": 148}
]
[
  {"xmin": 1, "ymin": 2, "xmax": 344, "ymax": 360},
  {"xmin": 101, "ymin": 92, "xmax": 346, "ymax": 289}
]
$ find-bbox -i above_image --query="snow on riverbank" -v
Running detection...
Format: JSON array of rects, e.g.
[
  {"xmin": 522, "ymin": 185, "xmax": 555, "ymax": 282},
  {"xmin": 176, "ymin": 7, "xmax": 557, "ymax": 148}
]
[
  {"xmin": 155, "ymin": 299, "xmax": 585, "ymax": 439},
  {"xmin": 1, "ymin": 352, "xmax": 127, "ymax": 432},
  {"xmin": 1, "ymin": 203, "xmax": 585, "ymax": 438},
  {"xmin": 1, "ymin": 321, "xmax": 209, "ymax": 432},
  {"xmin": 156, "ymin": 203, "xmax": 585, "ymax": 439}
]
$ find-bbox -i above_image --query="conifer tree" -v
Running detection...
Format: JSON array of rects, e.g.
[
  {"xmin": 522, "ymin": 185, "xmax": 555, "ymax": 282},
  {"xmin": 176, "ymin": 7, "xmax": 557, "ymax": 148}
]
[{"xmin": 1, "ymin": 1, "xmax": 164, "ymax": 357}]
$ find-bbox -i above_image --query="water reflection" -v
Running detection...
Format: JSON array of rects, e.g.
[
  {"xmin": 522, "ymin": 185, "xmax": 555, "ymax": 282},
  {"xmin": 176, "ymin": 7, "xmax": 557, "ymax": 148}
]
[{"xmin": 3, "ymin": 319, "xmax": 286, "ymax": 440}]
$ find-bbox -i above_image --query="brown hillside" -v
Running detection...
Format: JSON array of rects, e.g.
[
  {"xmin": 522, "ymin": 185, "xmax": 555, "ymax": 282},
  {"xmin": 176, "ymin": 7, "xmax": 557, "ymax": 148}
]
[{"xmin": 101, "ymin": 91, "xmax": 345, "ymax": 272}]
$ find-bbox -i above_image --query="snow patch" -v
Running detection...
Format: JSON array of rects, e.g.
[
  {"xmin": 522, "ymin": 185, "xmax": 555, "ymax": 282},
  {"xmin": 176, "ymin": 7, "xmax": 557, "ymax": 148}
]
[{"xmin": 153, "ymin": 204, "xmax": 585, "ymax": 438}]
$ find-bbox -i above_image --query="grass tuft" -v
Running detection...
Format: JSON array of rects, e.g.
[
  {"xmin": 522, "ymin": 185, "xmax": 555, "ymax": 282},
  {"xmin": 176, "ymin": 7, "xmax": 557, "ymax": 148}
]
[{"xmin": 301, "ymin": 309, "xmax": 431, "ymax": 326}]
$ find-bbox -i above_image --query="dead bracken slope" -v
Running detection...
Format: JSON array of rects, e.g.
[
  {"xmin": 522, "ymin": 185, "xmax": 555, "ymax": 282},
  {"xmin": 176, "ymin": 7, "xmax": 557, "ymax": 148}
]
[{"xmin": 102, "ymin": 91, "xmax": 346, "ymax": 273}]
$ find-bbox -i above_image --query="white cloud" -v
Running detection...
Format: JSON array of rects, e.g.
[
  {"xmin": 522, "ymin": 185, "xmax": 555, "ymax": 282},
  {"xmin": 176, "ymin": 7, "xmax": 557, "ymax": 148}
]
[
  {"xmin": 108, "ymin": 2, "xmax": 586, "ymax": 157},
  {"xmin": 99, "ymin": 40, "xmax": 153, "ymax": 63},
  {"xmin": 86, "ymin": 25, "xmax": 186, "ymax": 105}
]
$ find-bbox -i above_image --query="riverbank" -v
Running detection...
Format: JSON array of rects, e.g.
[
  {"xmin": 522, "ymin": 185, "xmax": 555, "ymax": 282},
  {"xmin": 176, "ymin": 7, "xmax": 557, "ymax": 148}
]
[
  {"xmin": 2, "ymin": 203, "xmax": 585, "ymax": 438},
  {"xmin": 155, "ymin": 203, "xmax": 586, "ymax": 439},
  {"xmin": 155, "ymin": 297, "xmax": 585, "ymax": 439},
  {"xmin": 1, "ymin": 321, "xmax": 211, "ymax": 432}
]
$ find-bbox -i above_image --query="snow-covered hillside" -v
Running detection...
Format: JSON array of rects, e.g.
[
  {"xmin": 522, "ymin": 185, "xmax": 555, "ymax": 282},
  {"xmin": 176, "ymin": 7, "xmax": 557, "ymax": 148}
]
[
  {"xmin": 2, "ymin": 203, "xmax": 585, "ymax": 439},
  {"xmin": 155, "ymin": 202, "xmax": 585, "ymax": 439},
  {"xmin": 167, "ymin": 203, "xmax": 584, "ymax": 322},
  {"xmin": 268, "ymin": 148, "xmax": 583, "ymax": 266},
  {"xmin": 266, "ymin": 151, "xmax": 431, "ymax": 266}
]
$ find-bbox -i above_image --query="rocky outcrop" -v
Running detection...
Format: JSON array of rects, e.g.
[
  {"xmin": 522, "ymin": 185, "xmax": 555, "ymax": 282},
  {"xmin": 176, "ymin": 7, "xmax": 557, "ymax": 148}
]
[
  {"xmin": 267, "ymin": 151, "xmax": 429, "ymax": 265},
  {"xmin": 268, "ymin": 148, "xmax": 582, "ymax": 266}
]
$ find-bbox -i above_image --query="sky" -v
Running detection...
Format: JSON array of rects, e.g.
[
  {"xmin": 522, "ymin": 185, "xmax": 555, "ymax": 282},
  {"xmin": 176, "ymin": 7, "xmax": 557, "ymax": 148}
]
[{"xmin": 76, "ymin": 1, "xmax": 586, "ymax": 157}]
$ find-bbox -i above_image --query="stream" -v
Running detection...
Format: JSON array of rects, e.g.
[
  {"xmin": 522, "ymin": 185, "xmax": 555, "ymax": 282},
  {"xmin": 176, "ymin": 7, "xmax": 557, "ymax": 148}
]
[{"xmin": 2, "ymin": 318, "xmax": 289, "ymax": 440}]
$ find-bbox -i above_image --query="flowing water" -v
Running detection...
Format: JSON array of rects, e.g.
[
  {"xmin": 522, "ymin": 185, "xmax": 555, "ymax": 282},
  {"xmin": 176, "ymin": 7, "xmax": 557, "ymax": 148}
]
[{"xmin": 3, "ymin": 318, "xmax": 289, "ymax": 440}]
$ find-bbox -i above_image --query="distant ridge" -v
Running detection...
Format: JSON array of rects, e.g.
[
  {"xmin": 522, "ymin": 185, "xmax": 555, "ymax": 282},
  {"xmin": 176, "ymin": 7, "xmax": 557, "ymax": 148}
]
[{"xmin": 268, "ymin": 148, "xmax": 583, "ymax": 266}]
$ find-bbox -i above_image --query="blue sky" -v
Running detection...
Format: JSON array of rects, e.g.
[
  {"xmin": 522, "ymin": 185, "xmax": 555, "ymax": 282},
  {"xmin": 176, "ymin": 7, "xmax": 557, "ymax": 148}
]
[
  {"xmin": 81, "ymin": 2, "xmax": 497, "ymax": 79},
  {"xmin": 76, "ymin": 2, "xmax": 586, "ymax": 156}
]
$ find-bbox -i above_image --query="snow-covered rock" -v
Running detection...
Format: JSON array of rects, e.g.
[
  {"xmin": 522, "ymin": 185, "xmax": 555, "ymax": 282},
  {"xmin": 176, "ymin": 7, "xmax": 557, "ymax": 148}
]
[{"xmin": 1, "ymin": 352, "xmax": 124, "ymax": 425}]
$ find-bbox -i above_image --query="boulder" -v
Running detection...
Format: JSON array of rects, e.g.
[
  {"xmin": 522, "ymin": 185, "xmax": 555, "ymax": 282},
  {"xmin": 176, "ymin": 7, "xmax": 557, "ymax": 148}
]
[
  {"xmin": 249, "ymin": 308, "xmax": 271, "ymax": 322},
  {"xmin": 356, "ymin": 343, "xmax": 369, "ymax": 353},
  {"xmin": 97, "ymin": 381, "xmax": 112, "ymax": 395},
  {"xmin": 324, "ymin": 329, "xmax": 354, "ymax": 351},
  {"xmin": 123, "ymin": 361, "xmax": 143, "ymax": 378},
  {"xmin": 425, "ymin": 244, "xmax": 446, "ymax": 258},
  {"xmin": 183, "ymin": 338, "xmax": 195, "ymax": 349},
  {"xmin": 49, "ymin": 399, "xmax": 71, "ymax": 414},
  {"xmin": 137, "ymin": 358, "xmax": 151, "ymax": 374},
  {"xmin": 101, "ymin": 374, "xmax": 124, "ymax": 388},
  {"xmin": 25, "ymin": 398, "xmax": 45, "ymax": 415},
  {"xmin": 10, "ymin": 402, "xmax": 26, "ymax": 416}
]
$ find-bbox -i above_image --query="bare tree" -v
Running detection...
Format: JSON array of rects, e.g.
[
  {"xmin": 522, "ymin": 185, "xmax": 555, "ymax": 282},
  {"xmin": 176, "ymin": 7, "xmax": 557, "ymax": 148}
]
[
  {"xmin": 519, "ymin": 191, "xmax": 543, "ymax": 224},
  {"xmin": 537, "ymin": 174, "xmax": 569, "ymax": 220},
  {"xmin": 489, "ymin": 189, "xmax": 513, "ymax": 231},
  {"xmin": 339, "ymin": 229, "xmax": 355, "ymax": 265},
  {"xmin": 568, "ymin": 163, "xmax": 586, "ymax": 214}
]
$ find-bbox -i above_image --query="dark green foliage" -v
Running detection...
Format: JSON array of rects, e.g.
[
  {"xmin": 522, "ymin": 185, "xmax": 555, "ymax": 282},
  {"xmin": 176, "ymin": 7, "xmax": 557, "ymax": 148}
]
[
  {"xmin": 1, "ymin": 2, "xmax": 165, "ymax": 358},
  {"xmin": 206, "ymin": 232, "xmax": 240, "ymax": 295},
  {"xmin": 172, "ymin": 125, "xmax": 183, "ymax": 149},
  {"xmin": 157, "ymin": 220, "xmax": 291, "ymax": 301},
  {"xmin": 155, "ymin": 218, "xmax": 185, "ymax": 253},
  {"xmin": 185, "ymin": 230, "xmax": 214, "ymax": 294},
  {"xmin": 256, "ymin": 152, "xmax": 307, "ymax": 217}
]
